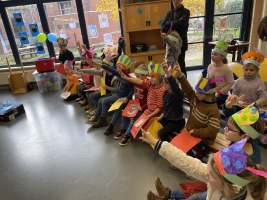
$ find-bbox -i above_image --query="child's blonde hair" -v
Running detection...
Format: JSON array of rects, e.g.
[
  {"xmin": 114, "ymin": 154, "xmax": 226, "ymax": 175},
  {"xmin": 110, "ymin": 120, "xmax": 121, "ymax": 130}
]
[
  {"xmin": 135, "ymin": 61, "xmax": 148, "ymax": 71},
  {"xmin": 209, "ymin": 154, "xmax": 267, "ymax": 200},
  {"xmin": 227, "ymin": 116, "xmax": 265, "ymax": 143},
  {"xmin": 243, "ymin": 63, "xmax": 259, "ymax": 71},
  {"xmin": 64, "ymin": 65, "xmax": 72, "ymax": 71},
  {"xmin": 167, "ymin": 30, "xmax": 182, "ymax": 55}
]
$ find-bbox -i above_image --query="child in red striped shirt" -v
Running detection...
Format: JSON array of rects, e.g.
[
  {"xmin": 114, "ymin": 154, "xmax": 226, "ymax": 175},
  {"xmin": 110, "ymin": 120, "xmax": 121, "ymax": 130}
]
[{"xmin": 121, "ymin": 62, "xmax": 166, "ymax": 131}]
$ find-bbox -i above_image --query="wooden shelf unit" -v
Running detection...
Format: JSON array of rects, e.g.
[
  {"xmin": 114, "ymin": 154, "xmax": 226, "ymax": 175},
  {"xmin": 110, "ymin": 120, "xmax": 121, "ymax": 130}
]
[{"xmin": 121, "ymin": 0, "xmax": 171, "ymax": 72}]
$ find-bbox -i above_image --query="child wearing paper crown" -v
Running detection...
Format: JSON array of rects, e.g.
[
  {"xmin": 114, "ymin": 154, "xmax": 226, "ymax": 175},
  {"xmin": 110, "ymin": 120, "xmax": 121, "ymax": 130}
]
[
  {"xmin": 232, "ymin": 49, "xmax": 267, "ymax": 111},
  {"xmin": 121, "ymin": 62, "xmax": 166, "ymax": 132},
  {"xmin": 140, "ymin": 128, "xmax": 267, "ymax": 200},
  {"xmin": 63, "ymin": 59, "xmax": 79, "ymax": 101},
  {"xmin": 207, "ymin": 35, "xmax": 234, "ymax": 106},
  {"xmin": 87, "ymin": 54, "xmax": 135, "ymax": 136},
  {"xmin": 57, "ymin": 38, "xmax": 75, "ymax": 69},
  {"xmin": 114, "ymin": 62, "xmax": 149, "ymax": 146},
  {"xmin": 76, "ymin": 54, "xmax": 118, "ymax": 124},
  {"xmin": 155, "ymin": 62, "xmax": 185, "ymax": 142},
  {"xmin": 222, "ymin": 94, "xmax": 266, "ymax": 165},
  {"xmin": 160, "ymin": 25, "xmax": 182, "ymax": 68}
]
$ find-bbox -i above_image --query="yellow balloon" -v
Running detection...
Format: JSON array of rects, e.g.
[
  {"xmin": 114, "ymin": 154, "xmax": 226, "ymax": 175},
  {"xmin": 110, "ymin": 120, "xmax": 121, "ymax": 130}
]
[{"xmin": 37, "ymin": 33, "xmax": 47, "ymax": 42}]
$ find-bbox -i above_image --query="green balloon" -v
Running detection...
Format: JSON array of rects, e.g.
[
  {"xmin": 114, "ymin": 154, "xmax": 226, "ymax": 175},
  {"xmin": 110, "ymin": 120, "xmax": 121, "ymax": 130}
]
[{"xmin": 37, "ymin": 33, "xmax": 47, "ymax": 42}]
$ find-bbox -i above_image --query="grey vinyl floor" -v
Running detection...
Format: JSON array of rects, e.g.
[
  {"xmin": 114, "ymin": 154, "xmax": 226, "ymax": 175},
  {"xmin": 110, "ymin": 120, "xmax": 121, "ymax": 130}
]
[{"xmin": 0, "ymin": 70, "xmax": 266, "ymax": 200}]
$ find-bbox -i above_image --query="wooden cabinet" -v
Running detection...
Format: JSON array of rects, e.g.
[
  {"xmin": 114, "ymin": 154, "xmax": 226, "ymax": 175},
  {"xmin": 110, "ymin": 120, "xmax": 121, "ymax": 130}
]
[{"xmin": 121, "ymin": 0, "xmax": 171, "ymax": 72}]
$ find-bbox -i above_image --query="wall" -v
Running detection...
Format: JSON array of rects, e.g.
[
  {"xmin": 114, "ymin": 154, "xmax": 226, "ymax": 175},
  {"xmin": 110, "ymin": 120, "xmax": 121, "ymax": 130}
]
[{"xmin": 249, "ymin": 0, "xmax": 267, "ymax": 56}]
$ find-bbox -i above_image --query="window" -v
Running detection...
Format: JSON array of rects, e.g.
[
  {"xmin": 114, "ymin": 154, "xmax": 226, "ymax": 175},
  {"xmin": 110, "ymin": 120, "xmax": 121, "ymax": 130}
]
[
  {"xmin": 59, "ymin": 1, "xmax": 72, "ymax": 15},
  {"xmin": 57, "ymin": 24, "xmax": 62, "ymax": 30},
  {"xmin": 64, "ymin": 24, "xmax": 69, "ymax": 29},
  {"xmin": 51, "ymin": 25, "xmax": 55, "ymax": 30},
  {"xmin": 43, "ymin": 5, "xmax": 48, "ymax": 17},
  {"xmin": 75, "ymin": 22, "xmax": 80, "ymax": 28},
  {"xmin": 5, "ymin": 4, "xmax": 49, "ymax": 64}
]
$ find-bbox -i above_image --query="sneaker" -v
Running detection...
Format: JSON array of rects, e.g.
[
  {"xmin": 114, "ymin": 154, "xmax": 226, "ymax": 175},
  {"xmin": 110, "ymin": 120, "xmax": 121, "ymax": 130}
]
[
  {"xmin": 114, "ymin": 130, "xmax": 126, "ymax": 139},
  {"xmin": 84, "ymin": 103, "xmax": 91, "ymax": 110},
  {"xmin": 85, "ymin": 116, "xmax": 98, "ymax": 124},
  {"xmin": 119, "ymin": 135, "xmax": 131, "ymax": 146},
  {"xmin": 85, "ymin": 107, "xmax": 94, "ymax": 114}
]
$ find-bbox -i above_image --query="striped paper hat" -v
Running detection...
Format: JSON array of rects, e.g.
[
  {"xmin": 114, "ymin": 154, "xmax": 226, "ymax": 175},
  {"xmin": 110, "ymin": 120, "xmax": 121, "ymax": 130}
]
[
  {"xmin": 57, "ymin": 38, "xmax": 69, "ymax": 46},
  {"xmin": 163, "ymin": 66, "xmax": 178, "ymax": 81},
  {"xmin": 103, "ymin": 54, "xmax": 114, "ymax": 66},
  {"xmin": 242, "ymin": 48, "xmax": 265, "ymax": 68},
  {"xmin": 117, "ymin": 55, "xmax": 132, "ymax": 69},
  {"xmin": 148, "ymin": 62, "xmax": 164, "ymax": 76}
]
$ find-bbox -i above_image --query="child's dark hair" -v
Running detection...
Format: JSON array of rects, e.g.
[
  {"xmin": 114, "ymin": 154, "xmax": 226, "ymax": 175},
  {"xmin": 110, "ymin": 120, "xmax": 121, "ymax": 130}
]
[
  {"xmin": 210, "ymin": 154, "xmax": 267, "ymax": 200},
  {"xmin": 258, "ymin": 16, "xmax": 267, "ymax": 42},
  {"xmin": 227, "ymin": 116, "xmax": 266, "ymax": 143},
  {"xmin": 80, "ymin": 62, "xmax": 89, "ymax": 70}
]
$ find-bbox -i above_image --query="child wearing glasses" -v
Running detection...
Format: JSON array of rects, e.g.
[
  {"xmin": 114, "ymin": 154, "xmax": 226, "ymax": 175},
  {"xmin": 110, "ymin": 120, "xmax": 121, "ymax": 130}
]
[{"xmin": 223, "ymin": 94, "xmax": 266, "ymax": 164}]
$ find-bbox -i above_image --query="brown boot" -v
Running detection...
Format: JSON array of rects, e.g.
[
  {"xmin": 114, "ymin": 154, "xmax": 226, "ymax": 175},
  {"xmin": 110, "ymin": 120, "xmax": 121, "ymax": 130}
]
[
  {"xmin": 84, "ymin": 103, "xmax": 91, "ymax": 110},
  {"xmin": 80, "ymin": 99, "xmax": 87, "ymax": 106},
  {"xmin": 147, "ymin": 191, "xmax": 165, "ymax": 200},
  {"xmin": 85, "ymin": 116, "xmax": 98, "ymax": 124},
  {"xmin": 155, "ymin": 177, "xmax": 170, "ymax": 199},
  {"xmin": 103, "ymin": 123, "xmax": 114, "ymax": 136},
  {"xmin": 92, "ymin": 116, "xmax": 108, "ymax": 128},
  {"xmin": 85, "ymin": 107, "xmax": 94, "ymax": 114}
]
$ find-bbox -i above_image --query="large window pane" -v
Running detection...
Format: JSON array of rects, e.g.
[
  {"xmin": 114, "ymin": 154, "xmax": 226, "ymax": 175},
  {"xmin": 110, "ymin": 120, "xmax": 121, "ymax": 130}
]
[
  {"xmin": 84, "ymin": 0, "xmax": 121, "ymax": 56},
  {"xmin": 44, "ymin": 1, "xmax": 83, "ymax": 58},
  {"xmin": 0, "ymin": 17, "xmax": 15, "ymax": 66},
  {"xmin": 188, "ymin": 17, "xmax": 204, "ymax": 43},
  {"xmin": 215, "ymin": 0, "xmax": 244, "ymax": 15},
  {"xmin": 185, "ymin": 43, "xmax": 203, "ymax": 67},
  {"xmin": 5, "ymin": 5, "xmax": 49, "ymax": 63},
  {"xmin": 213, "ymin": 14, "xmax": 242, "ymax": 40}
]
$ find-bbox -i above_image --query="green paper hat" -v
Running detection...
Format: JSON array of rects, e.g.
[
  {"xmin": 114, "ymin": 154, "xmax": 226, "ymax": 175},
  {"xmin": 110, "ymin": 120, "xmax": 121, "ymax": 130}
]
[{"xmin": 213, "ymin": 34, "xmax": 228, "ymax": 56}]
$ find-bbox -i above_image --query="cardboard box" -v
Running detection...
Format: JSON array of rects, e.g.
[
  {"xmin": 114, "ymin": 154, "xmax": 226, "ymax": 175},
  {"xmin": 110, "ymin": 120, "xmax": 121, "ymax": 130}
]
[{"xmin": 0, "ymin": 104, "xmax": 25, "ymax": 122}]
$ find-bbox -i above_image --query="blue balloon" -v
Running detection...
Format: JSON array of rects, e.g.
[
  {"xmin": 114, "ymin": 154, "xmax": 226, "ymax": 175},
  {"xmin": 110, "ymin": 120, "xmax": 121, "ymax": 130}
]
[{"xmin": 47, "ymin": 33, "xmax": 57, "ymax": 43}]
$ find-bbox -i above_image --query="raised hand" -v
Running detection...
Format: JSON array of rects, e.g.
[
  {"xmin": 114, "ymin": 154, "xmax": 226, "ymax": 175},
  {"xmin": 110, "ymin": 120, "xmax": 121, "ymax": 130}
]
[
  {"xmin": 174, "ymin": 61, "xmax": 183, "ymax": 78},
  {"xmin": 225, "ymin": 94, "xmax": 245, "ymax": 109},
  {"xmin": 162, "ymin": 62, "xmax": 169, "ymax": 73},
  {"xmin": 77, "ymin": 40, "xmax": 81, "ymax": 48},
  {"xmin": 82, "ymin": 44, "xmax": 87, "ymax": 52},
  {"xmin": 160, "ymin": 30, "xmax": 167, "ymax": 40},
  {"xmin": 139, "ymin": 127, "xmax": 158, "ymax": 146}
]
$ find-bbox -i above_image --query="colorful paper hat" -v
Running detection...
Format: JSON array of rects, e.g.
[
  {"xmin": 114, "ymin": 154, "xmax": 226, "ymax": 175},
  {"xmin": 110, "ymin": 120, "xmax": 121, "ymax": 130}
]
[
  {"xmin": 103, "ymin": 54, "xmax": 114, "ymax": 66},
  {"xmin": 215, "ymin": 137, "xmax": 267, "ymax": 187},
  {"xmin": 213, "ymin": 34, "xmax": 228, "ymax": 56},
  {"xmin": 148, "ymin": 62, "xmax": 164, "ymax": 76},
  {"xmin": 64, "ymin": 58, "xmax": 76, "ymax": 68},
  {"xmin": 232, "ymin": 104, "xmax": 261, "ymax": 139},
  {"xmin": 117, "ymin": 55, "xmax": 132, "ymax": 69},
  {"xmin": 242, "ymin": 48, "xmax": 265, "ymax": 68},
  {"xmin": 81, "ymin": 51, "xmax": 87, "ymax": 57},
  {"xmin": 195, "ymin": 72, "xmax": 224, "ymax": 94},
  {"xmin": 57, "ymin": 38, "xmax": 70, "ymax": 46},
  {"xmin": 163, "ymin": 66, "xmax": 178, "ymax": 81}
]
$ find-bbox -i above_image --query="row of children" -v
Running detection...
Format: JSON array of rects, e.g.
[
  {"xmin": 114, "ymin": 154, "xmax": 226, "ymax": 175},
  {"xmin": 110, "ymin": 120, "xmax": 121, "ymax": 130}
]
[{"xmin": 59, "ymin": 29, "xmax": 267, "ymax": 199}]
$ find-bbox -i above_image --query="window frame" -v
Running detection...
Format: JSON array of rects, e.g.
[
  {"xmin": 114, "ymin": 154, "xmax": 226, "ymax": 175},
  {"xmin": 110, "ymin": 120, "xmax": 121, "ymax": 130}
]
[{"xmin": 59, "ymin": 1, "xmax": 72, "ymax": 15}]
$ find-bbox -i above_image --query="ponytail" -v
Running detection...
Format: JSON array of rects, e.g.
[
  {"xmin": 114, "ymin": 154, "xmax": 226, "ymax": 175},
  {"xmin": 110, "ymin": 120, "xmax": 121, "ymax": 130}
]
[{"xmin": 223, "ymin": 57, "xmax": 228, "ymax": 64}]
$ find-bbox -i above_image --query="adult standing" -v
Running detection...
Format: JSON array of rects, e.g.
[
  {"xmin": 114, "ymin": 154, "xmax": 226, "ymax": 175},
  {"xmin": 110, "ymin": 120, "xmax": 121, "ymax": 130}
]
[
  {"xmin": 257, "ymin": 16, "xmax": 267, "ymax": 55},
  {"xmin": 161, "ymin": 0, "xmax": 190, "ymax": 77}
]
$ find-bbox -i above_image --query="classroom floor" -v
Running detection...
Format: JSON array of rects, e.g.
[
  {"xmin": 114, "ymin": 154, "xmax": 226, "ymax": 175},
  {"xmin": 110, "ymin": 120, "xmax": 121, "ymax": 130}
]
[{"xmin": 0, "ymin": 70, "xmax": 267, "ymax": 200}]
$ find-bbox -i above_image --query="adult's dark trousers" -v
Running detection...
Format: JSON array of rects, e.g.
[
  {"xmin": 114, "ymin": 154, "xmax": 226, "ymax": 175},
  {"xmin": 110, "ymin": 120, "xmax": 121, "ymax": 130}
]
[{"xmin": 178, "ymin": 50, "xmax": 187, "ymax": 77}]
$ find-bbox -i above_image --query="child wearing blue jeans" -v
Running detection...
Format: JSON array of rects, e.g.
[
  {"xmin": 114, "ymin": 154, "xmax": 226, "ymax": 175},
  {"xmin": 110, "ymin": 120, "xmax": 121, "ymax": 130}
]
[
  {"xmin": 89, "ymin": 55, "xmax": 135, "ymax": 136},
  {"xmin": 113, "ymin": 62, "xmax": 149, "ymax": 146}
]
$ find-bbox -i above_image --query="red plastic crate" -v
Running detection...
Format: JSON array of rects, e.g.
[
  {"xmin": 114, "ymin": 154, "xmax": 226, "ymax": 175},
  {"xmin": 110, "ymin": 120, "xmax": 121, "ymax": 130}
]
[{"xmin": 34, "ymin": 57, "xmax": 56, "ymax": 72}]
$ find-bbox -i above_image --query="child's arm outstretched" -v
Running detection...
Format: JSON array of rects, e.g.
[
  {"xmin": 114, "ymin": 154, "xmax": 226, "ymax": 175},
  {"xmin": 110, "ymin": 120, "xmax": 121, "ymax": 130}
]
[
  {"xmin": 120, "ymin": 72, "xmax": 143, "ymax": 85},
  {"xmin": 174, "ymin": 62, "xmax": 196, "ymax": 103},
  {"xmin": 75, "ymin": 67, "xmax": 102, "ymax": 77},
  {"xmin": 223, "ymin": 94, "xmax": 245, "ymax": 119},
  {"xmin": 139, "ymin": 128, "xmax": 208, "ymax": 183},
  {"xmin": 82, "ymin": 44, "xmax": 93, "ymax": 60},
  {"xmin": 161, "ymin": 31, "xmax": 180, "ymax": 55},
  {"xmin": 162, "ymin": 62, "xmax": 183, "ymax": 100}
]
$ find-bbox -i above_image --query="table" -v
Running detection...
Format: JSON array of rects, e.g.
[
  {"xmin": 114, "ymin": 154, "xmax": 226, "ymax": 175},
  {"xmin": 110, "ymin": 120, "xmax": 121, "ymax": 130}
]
[
  {"xmin": 18, "ymin": 46, "xmax": 37, "ymax": 59},
  {"xmin": 208, "ymin": 41, "xmax": 250, "ymax": 62}
]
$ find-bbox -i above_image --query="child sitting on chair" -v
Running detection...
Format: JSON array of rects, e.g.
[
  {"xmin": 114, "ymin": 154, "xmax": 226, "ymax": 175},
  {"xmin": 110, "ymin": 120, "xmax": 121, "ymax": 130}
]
[{"xmin": 63, "ymin": 59, "xmax": 79, "ymax": 101}]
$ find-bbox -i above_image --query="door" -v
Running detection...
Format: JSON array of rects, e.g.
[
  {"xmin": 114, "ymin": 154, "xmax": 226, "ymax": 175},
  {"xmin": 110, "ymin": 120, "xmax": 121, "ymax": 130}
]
[
  {"xmin": 148, "ymin": 1, "xmax": 171, "ymax": 29},
  {"xmin": 125, "ymin": 4, "xmax": 148, "ymax": 31}
]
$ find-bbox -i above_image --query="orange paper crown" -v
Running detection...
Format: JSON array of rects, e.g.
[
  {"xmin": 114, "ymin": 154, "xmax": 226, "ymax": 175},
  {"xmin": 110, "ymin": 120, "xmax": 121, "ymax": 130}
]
[{"xmin": 242, "ymin": 48, "xmax": 265, "ymax": 67}]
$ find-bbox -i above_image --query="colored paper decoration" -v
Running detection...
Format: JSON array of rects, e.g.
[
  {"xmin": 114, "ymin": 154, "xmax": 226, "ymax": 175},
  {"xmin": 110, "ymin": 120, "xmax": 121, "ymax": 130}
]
[
  {"xmin": 147, "ymin": 119, "xmax": 163, "ymax": 148},
  {"xmin": 108, "ymin": 99, "xmax": 123, "ymax": 112},
  {"xmin": 100, "ymin": 76, "xmax": 106, "ymax": 96},
  {"xmin": 29, "ymin": 23, "xmax": 40, "ymax": 36},
  {"xmin": 18, "ymin": 32, "xmax": 30, "ymax": 45},
  {"xmin": 35, "ymin": 42, "xmax": 46, "ymax": 54},
  {"xmin": 13, "ymin": 13, "xmax": 24, "ymax": 26},
  {"xmin": 158, "ymin": 19, "xmax": 163, "ymax": 25},
  {"xmin": 137, "ymin": 8, "xmax": 143, "ymax": 14},
  {"xmin": 153, "ymin": 6, "xmax": 159, "ymax": 13},
  {"xmin": 131, "ymin": 18, "xmax": 136, "ymax": 25}
]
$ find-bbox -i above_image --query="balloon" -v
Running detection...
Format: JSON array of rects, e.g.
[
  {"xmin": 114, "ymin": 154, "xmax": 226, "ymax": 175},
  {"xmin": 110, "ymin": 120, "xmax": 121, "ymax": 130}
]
[
  {"xmin": 37, "ymin": 33, "xmax": 47, "ymax": 42},
  {"xmin": 47, "ymin": 33, "xmax": 57, "ymax": 43}
]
